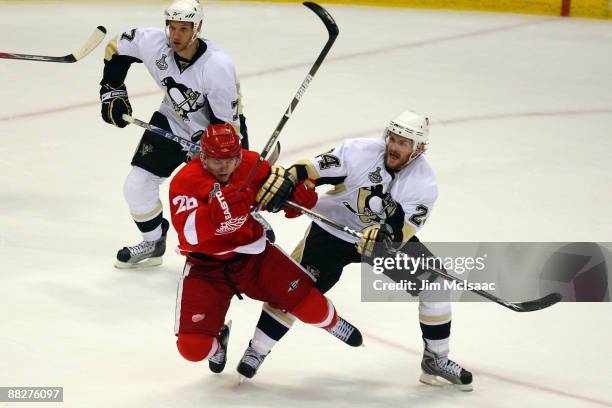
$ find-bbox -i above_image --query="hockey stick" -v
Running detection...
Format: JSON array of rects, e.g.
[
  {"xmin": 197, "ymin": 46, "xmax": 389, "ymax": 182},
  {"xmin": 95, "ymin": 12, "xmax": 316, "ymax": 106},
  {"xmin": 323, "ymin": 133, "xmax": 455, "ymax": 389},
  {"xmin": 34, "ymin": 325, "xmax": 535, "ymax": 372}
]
[
  {"xmin": 284, "ymin": 200, "xmax": 563, "ymax": 312},
  {"xmin": 123, "ymin": 115, "xmax": 201, "ymax": 154},
  {"xmin": 0, "ymin": 26, "xmax": 107, "ymax": 63},
  {"xmin": 239, "ymin": 2, "xmax": 338, "ymax": 190},
  {"xmin": 122, "ymin": 114, "xmax": 282, "ymax": 164}
]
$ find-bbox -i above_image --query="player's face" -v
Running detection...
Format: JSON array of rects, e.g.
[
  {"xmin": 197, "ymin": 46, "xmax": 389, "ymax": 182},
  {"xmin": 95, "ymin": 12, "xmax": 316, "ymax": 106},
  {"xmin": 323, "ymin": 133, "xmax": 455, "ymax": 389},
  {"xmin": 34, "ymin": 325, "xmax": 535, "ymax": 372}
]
[
  {"xmin": 167, "ymin": 21, "xmax": 195, "ymax": 52},
  {"xmin": 385, "ymin": 132, "xmax": 414, "ymax": 170},
  {"xmin": 203, "ymin": 156, "xmax": 241, "ymax": 182}
]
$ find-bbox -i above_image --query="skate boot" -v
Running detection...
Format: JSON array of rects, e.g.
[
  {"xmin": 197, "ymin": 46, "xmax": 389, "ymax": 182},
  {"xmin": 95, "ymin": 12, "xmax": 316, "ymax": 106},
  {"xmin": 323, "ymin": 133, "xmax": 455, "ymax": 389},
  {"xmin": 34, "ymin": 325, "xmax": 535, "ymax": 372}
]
[
  {"xmin": 326, "ymin": 316, "xmax": 363, "ymax": 347},
  {"xmin": 237, "ymin": 340, "xmax": 269, "ymax": 380},
  {"xmin": 209, "ymin": 321, "xmax": 232, "ymax": 374},
  {"xmin": 114, "ymin": 218, "xmax": 170, "ymax": 269},
  {"xmin": 420, "ymin": 347, "xmax": 473, "ymax": 391}
]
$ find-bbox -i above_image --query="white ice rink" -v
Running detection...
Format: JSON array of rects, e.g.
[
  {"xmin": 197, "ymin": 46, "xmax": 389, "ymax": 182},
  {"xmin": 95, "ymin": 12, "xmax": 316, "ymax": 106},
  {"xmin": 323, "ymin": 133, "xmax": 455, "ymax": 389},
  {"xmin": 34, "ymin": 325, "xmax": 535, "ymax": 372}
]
[{"xmin": 1, "ymin": 1, "xmax": 611, "ymax": 407}]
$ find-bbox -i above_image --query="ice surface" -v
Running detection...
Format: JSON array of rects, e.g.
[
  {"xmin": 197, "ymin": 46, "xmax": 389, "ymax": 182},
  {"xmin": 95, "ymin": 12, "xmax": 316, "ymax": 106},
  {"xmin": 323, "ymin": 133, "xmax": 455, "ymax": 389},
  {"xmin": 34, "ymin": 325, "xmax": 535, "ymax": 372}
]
[{"xmin": 1, "ymin": 2, "xmax": 611, "ymax": 407}]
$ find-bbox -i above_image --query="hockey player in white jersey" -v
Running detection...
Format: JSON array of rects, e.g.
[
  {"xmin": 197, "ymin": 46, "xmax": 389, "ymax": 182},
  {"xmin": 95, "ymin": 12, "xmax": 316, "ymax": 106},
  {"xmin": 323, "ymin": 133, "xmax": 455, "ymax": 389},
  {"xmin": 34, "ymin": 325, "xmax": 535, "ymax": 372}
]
[
  {"xmin": 99, "ymin": 0, "xmax": 249, "ymax": 268},
  {"xmin": 238, "ymin": 110, "xmax": 473, "ymax": 391}
]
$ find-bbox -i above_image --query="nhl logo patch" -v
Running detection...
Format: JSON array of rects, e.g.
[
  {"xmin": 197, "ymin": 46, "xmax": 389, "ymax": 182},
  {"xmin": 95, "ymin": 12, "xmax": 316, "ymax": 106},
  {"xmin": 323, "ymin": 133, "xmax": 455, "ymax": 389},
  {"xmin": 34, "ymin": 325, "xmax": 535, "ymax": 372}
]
[
  {"xmin": 156, "ymin": 54, "xmax": 168, "ymax": 70},
  {"xmin": 368, "ymin": 167, "xmax": 383, "ymax": 183},
  {"xmin": 288, "ymin": 278, "xmax": 300, "ymax": 292}
]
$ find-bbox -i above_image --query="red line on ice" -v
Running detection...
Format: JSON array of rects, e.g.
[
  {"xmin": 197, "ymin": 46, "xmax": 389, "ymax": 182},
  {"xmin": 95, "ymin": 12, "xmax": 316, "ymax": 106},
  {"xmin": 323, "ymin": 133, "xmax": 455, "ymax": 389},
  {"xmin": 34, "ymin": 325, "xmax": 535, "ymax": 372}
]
[{"xmin": 365, "ymin": 332, "xmax": 612, "ymax": 407}]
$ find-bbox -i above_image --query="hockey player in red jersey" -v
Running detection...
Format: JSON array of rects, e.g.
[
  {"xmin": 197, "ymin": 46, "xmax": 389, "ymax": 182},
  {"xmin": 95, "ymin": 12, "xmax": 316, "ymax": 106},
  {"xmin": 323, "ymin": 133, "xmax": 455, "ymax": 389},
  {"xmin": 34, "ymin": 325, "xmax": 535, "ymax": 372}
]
[{"xmin": 169, "ymin": 123, "xmax": 363, "ymax": 376}]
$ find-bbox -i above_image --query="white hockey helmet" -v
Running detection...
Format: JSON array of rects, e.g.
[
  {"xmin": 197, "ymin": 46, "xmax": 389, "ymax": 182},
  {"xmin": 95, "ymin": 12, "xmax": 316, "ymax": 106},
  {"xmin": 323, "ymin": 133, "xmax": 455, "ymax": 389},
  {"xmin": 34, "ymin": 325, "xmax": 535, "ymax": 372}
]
[
  {"xmin": 164, "ymin": 0, "xmax": 203, "ymax": 42},
  {"xmin": 384, "ymin": 110, "xmax": 430, "ymax": 165}
]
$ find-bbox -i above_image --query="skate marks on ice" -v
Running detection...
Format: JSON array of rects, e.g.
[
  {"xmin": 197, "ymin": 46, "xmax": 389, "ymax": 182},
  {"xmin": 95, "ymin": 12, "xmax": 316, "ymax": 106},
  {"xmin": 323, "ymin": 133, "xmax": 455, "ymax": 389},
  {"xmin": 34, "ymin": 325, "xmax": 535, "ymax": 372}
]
[
  {"xmin": 145, "ymin": 373, "xmax": 475, "ymax": 408},
  {"xmin": 365, "ymin": 332, "xmax": 612, "ymax": 408}
]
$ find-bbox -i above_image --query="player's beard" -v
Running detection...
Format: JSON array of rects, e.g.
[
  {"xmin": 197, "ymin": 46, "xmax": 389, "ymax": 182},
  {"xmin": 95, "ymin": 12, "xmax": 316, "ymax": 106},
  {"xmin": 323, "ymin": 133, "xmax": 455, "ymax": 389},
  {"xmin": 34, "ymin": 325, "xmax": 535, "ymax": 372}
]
[
  {"xmin": 171, "ymin": 39, "xmax": 189, "ymax": 53},
  {"xmin": 385, "ymin": 147, "xmax": 410, "ymax": 170}
]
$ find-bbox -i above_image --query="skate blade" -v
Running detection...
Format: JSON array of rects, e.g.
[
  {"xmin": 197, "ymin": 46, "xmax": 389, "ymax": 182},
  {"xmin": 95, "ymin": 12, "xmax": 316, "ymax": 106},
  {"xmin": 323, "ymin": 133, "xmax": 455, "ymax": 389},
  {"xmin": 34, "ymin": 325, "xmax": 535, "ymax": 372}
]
[
  {"xmin": 419, "ymin": 373, "xmax": 473, "ymax": 392},
  {"xmin": 238, "ymin": 374, "xmax": 247, "ymax": 385},
  {"xmin": 114, "ymin": 256, "xmax": 163, "ymax": 269}
]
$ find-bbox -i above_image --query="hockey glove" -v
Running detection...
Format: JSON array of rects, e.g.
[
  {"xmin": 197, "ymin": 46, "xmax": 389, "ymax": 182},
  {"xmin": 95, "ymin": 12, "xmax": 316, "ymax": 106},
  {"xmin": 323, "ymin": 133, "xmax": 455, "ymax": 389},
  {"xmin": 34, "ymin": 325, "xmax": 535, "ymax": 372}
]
[
  {"xmin": 356, "ymin": 224, "xmax": 394, "ymax": 258},
  {"xmin": 256, "ymin": 165, "xmax": 296, "ymax": 213},
  {"xmin": 100, "ymin": 83, "xmax": 132, "ymax": 128},
  {"xmin": 283, "ymin": 178, "xmax": 317, "ymax": 218},
  {"xmin": 209, "ymin": 186, "xmax": 254, "ymax": 226}
]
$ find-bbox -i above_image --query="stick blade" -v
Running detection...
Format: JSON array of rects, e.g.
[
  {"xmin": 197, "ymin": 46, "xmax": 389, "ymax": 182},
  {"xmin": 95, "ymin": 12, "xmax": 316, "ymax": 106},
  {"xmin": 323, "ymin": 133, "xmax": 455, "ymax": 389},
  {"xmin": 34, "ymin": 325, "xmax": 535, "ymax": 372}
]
[
  {"xmin": 71, "ymin": 25, "xmax": 107, "ymax": 61},
  {"xmin": 267, "ymin": 142, "xmax": 282, "ymax": 165},
  {"xmin": 303, "ymin": 2, "xmax": 339, "ymax": 37},
  {"xmin": 509, "ymin": 292, "xmax": 562, "ymax": 312},
  {"xmin": 0, "ymin": 25, "xmax": 106, "ymax": 63}
]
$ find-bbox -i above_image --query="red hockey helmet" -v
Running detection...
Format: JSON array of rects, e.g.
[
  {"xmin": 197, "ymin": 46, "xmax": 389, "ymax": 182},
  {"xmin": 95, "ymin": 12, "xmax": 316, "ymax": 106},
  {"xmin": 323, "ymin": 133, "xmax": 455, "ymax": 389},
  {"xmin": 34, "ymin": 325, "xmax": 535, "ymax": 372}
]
[{"xmin": 201, "ymin": 124, "xmax": 241, "ymax": 159}]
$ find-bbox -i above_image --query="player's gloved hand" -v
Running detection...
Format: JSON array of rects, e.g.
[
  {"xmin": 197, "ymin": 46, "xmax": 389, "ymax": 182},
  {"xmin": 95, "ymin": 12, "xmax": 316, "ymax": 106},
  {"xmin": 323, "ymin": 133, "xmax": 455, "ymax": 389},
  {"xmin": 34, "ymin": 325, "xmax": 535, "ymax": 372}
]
[
  {"xmin": 356, "ymin": 224, "xmax": 394, "ymax": 258},
  {"xmin": 283, "ymin": 178, "xmax": 317, "ymax": 218},
  {"xmin": 256, "ymin": 165, "xmax": 296, "ymax": 213},
  {"xmin": 100, "ymin": 83, "xmax": 132, "ymax": 128},
  {"xmin": 209, "ymin": 185, "xmax": 254, "ymax": 225}
]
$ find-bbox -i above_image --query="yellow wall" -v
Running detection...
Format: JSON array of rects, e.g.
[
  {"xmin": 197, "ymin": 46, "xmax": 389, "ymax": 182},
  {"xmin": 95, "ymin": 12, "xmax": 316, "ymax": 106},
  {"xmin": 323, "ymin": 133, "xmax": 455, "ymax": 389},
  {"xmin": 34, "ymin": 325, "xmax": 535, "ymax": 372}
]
[
  {"xmin": 0, "ymin": 0, "xmax": 609, "ymax": 19},
  {"xmin": 570, "ymin": 0, "xmax": 611, "ymax": 18},
  {"xmin": 226, "ymin": 0, "xmax": 612, "ymax": 19}
]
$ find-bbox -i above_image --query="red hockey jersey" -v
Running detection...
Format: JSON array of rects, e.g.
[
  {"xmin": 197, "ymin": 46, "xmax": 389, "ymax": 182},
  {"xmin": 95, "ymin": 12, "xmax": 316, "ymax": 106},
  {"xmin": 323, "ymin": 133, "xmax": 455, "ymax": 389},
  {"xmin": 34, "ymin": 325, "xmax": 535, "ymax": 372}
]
[{"xmin": 169, "ymin": 150, "xmax": 271, "ymax": 260}]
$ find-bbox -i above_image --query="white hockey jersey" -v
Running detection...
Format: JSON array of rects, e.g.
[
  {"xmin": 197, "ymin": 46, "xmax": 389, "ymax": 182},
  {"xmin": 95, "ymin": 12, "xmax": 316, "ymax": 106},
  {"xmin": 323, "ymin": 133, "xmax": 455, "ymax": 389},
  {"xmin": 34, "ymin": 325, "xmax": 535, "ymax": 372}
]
[
  {"xmin": 309, "ymin": 138, "xmax": 438, "ymax": 243},
  {"xmin": 116, "ymin": 27, "xmax": 242, "ymax": 140}
]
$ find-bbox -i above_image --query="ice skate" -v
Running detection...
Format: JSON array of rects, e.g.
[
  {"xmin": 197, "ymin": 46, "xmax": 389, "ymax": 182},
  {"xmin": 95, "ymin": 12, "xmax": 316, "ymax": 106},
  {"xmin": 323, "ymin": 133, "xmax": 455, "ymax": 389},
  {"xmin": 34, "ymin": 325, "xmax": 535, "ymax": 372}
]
[
  {"xmin": 326, "ymin": 316, "xmax": 363, "ymax": 347},
  {"xmin": 237, "ymin": 340, "xmax": 269, "ymax": 380},
  {"xmin": 420, "ymin": 347, "xmax": 473, "ymax": 391},
  {"xmin": 209, "ymin": 321, "xmax": 232, "ymax": 374},
  {"xmin": 114, "ymin": 218, "xmax": 169, "ymax": 269}
]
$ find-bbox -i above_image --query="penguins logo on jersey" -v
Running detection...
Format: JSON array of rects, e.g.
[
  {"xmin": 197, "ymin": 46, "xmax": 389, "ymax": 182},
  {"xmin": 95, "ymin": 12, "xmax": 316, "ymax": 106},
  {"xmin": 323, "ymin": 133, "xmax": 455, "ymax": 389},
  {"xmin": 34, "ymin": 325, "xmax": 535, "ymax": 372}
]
[
  {"xmin": 161, "ymin": 77, "xmax": 205, "ymax": 120},
  {"xmin": 155, "ymin": 54, "xmax": 168, "ymax": 70},
  {"xmin": 343, "ymin": 185, "xmax": 386, "ymax": 223},
  {"xmin": 343, "ymin": 185, "xmax": 399, "ymax": 224}
]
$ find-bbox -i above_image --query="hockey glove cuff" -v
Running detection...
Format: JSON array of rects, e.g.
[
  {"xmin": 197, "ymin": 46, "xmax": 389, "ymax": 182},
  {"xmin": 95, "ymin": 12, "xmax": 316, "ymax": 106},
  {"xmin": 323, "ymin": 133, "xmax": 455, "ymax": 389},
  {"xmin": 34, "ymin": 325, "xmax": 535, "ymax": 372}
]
[
  {"xmin": 283, "ymin": 178, "xmax": 317, "ymax": 218},
  {"xmin": 356, "ymin": 224, "xmax": 394, "ymax": 258},
  {"xmin": 100, "ymin": 83, "xmax": 132, "ymax": 128}
]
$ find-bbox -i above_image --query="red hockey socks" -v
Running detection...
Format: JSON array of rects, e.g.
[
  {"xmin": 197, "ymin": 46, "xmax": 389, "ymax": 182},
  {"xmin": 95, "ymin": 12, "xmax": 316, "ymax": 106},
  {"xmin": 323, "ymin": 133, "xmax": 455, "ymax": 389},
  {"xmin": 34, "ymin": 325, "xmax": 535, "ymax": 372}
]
[{"xmin": 289, "ymin": 287, "xmax": 337, "ymax": 329}]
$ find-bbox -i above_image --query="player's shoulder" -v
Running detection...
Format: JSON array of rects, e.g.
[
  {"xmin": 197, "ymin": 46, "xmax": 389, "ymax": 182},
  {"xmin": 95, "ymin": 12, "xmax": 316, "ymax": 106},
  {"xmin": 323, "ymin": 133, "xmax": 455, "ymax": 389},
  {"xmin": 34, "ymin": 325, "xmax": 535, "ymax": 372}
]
[
  {"xmin": 118, "ymin": 27, "xmax": 166, "ymax": 55},
  {"xmin": 171, "ymin": 159, "xmax": 206, "ymax": 188},
  {"xmin": 201, "ymin": 40, "xmax": 235, "ymax": 66},
  {"xmin": 128, "ymin": 27, "xmax": 165, "ymax": 43},
  {"xmin": 398, "ymin": 156, "xmax": 438, "ymax": 201},
  {"xmin": 337, "ymin": 137, "xmax": 385, "ymax": 157}
]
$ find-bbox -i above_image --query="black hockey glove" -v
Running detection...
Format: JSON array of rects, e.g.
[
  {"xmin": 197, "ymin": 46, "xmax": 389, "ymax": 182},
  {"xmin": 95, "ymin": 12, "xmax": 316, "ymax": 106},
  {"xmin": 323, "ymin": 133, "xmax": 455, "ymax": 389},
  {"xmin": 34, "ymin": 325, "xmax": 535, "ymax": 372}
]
[
  {"xmin": 356, "ymin": 223, "xmax": 394, "ymax": 258},
  {"xmin": 100, "ymin": 83, "xmax": 132, "ymax": 128},
  {"xmin": 256, "ymin": 165, "xmax": 296, "ymax": 213}
]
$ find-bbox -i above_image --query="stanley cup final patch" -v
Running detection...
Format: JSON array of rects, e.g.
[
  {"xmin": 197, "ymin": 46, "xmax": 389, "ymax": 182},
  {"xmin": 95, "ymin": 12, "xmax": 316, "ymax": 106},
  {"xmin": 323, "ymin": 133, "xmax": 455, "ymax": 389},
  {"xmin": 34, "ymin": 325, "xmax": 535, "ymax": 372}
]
[
  {"xmin": 155, "ymin": 54, "xmax": 168, "ymax": 70},
  {"xmin": 368, "ymin": 167, "xmax": 383, "ymax": 183}
]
